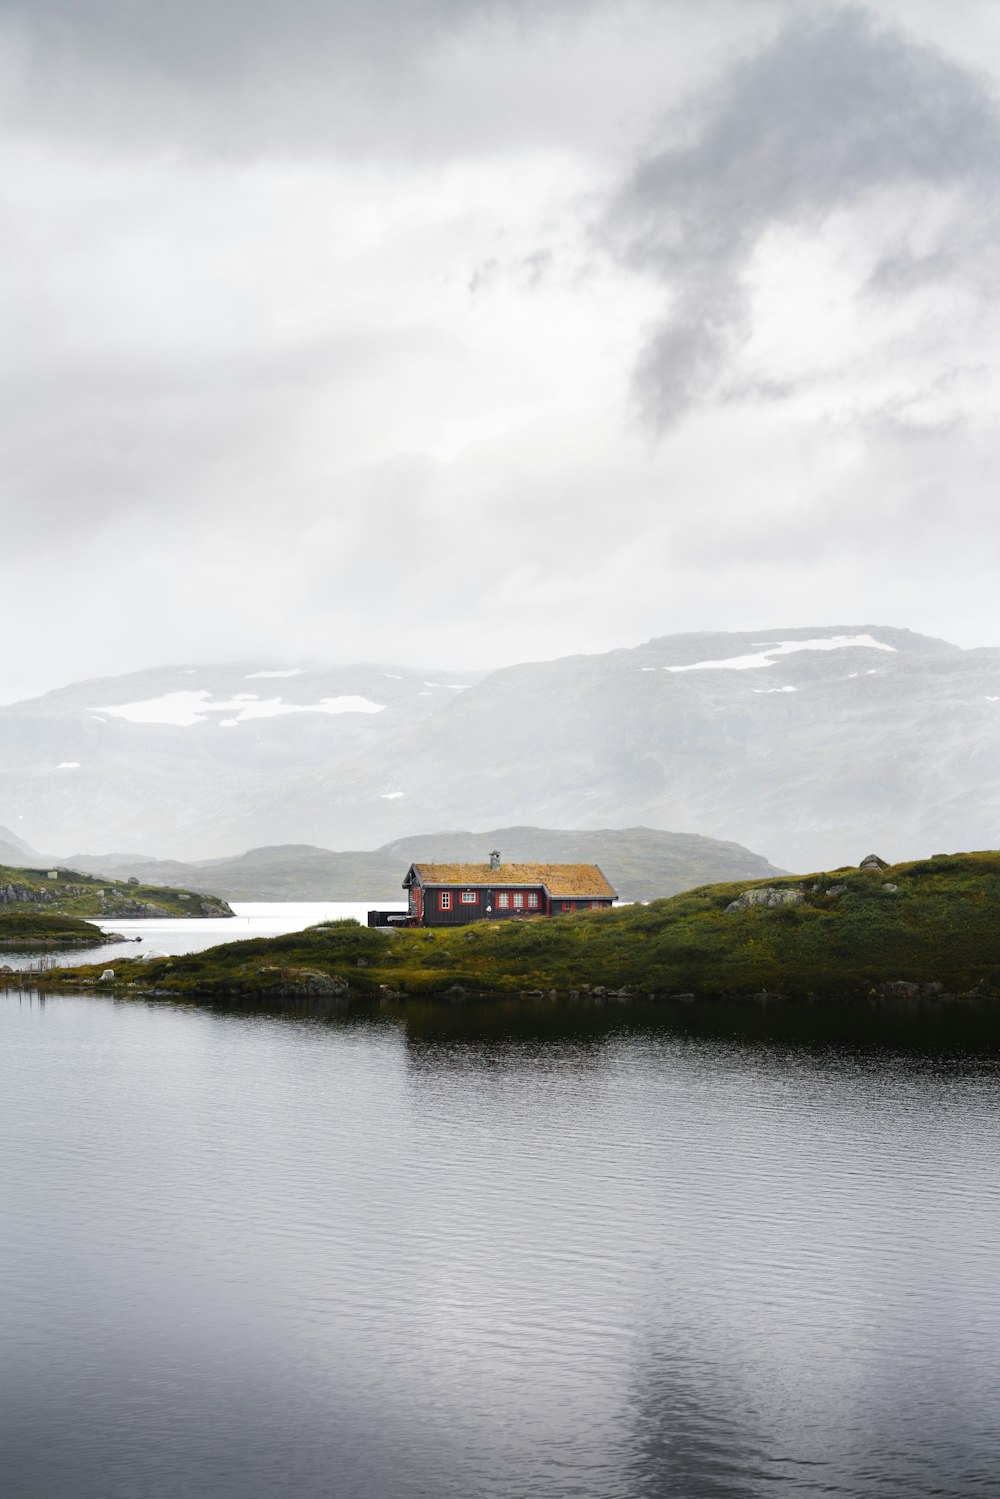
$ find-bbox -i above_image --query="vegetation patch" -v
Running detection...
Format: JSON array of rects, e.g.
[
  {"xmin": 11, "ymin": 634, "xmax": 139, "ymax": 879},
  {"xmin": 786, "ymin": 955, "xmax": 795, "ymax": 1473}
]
[
  {"xmin": 12, "ymin": 850, "xmax": 1000, "ymax": 1003},
  {"xmin": 0, "ymin": 910, "xmax": 112, "ymax": 947}
]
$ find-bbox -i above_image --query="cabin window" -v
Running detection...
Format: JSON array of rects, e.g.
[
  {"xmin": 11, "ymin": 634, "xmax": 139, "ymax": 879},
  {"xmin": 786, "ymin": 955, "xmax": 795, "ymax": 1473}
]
[
  {"xmin": 460, "ymin": 890, "xmax": 478, "ymax": 905},
  {"xmin": 527, "ymin": 892, "xmax": 539, "ymax": 909},
  {"xmin": 497, "ymin": 893, "xmax": 510, "ymax": 909},
  {"xmin": 439, "ymin": 891, "xmax": 452, "ymax": 911},
  {"xmin": 513, "ymin": 892, "xmax": 524, "ymax": 908},
  {"xmin": 590, "ymin": 901, "xmax": 603, "ymax": 909},
  {"xmin": 561, "ymin": 901, "xmax": 573, "ymax": 911}
]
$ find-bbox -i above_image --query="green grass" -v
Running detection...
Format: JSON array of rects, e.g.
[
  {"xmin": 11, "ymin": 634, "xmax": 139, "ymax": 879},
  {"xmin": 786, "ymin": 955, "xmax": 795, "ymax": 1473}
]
[
  {"xmin": 0, "ymin": 909, "xmax": 109, "ymax": 947},
  {"xmin": 19, "ymin": 850, "xmax": 1000, "ymax": 1002}
]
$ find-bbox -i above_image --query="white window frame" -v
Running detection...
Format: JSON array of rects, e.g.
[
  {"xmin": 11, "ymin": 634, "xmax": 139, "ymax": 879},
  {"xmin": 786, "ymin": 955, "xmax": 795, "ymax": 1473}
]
[
  {"xmin": 460, "ymin": 890, "xmax": 478, "ymax": 905},
  {"xmin": 527, "ymin": 892, "xmax": 539, "ymax": 909},
  {"xmin": 497, "ymin": 892, "xmax": 510, "ymax": 909},
  {"xmin": 513, "ymin": 891, "xmax": 524, "ymax": 908},
  {"xmin": 439, "ymin": 891, "xmax": 452, "ymax": 911}
]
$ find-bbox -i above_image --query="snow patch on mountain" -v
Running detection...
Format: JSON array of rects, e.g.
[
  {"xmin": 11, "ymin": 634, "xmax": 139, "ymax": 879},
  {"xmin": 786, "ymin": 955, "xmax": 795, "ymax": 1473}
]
[
  {"xmin": 665, "ymin": 634, "xmax": 897, "ymax": 673},
  {"xmin": 97, "ymin": 691, "xmax": 386, "ymax": 726},
  {"xmin": 246, "ymin": 668, "xmax": 304, "ymax": 679}
]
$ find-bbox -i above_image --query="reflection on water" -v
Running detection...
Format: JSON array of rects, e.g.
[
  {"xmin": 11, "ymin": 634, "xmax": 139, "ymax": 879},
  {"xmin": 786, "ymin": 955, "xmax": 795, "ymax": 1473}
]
[{"xmin": 2, "ymin": 992, "xmax": 999, "ymax": 1498}]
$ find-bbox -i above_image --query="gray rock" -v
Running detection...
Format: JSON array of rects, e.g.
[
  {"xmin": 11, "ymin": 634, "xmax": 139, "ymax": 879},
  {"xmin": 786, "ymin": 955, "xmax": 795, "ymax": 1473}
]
[
  {"xmin": 881, "ymin": 977, "xmax": 941, "ymax": 1001},
  {"xmin": 826, "ymin": 884, "xmax": 847, "ymax": 896},
  {"xmin": 883, "ymin": 883, "xmax": 899, "ymax": 893},
  {"xmin": 859, "ymin": 854, "xmax": 889, "ymax": 870},
  {"xmin": 725, "ymin": 886, "xmax": 804, "ymax": 912}
]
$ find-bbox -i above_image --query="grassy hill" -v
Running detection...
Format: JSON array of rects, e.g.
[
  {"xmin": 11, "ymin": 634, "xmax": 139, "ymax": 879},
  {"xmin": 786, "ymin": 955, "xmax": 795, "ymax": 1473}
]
[
  {"xmin": 22, "ymin": 850, "xmax": 1000, "ymax": 1003},
  {"xmin": 0, "ymin": 862, "xmax": 233, "ymax": 919}
]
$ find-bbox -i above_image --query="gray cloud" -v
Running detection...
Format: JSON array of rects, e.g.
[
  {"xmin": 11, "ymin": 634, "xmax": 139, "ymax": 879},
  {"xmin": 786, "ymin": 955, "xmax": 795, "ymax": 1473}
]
[
  {"xmin": 606, "ymin": 6, "xmax": 1000, "ymax": 429},
  {"xmin": 0, "ymin": 0, "xmax": 602, "ymax": 156},
  {"xmin": 6, "ymin": 0, "xmax": 1000, "ymax": 705}
]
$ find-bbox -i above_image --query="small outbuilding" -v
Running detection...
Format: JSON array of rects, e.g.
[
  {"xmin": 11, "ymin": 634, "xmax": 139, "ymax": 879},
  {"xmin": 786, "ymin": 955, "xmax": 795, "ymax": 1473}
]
[{"xmin": 369, "ymin": 850, "xmax": 617, "ymax": 928}]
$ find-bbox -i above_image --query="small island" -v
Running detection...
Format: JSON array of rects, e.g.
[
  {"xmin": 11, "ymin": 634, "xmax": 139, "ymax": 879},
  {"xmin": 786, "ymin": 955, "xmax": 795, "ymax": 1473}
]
[
  {"xmin": 0, "ymin": 910, "xmax": 121, "ymax": 949},
  {"xmin": 11, "ymin": 850, "xmax": 1000, "ymax": 1005}
]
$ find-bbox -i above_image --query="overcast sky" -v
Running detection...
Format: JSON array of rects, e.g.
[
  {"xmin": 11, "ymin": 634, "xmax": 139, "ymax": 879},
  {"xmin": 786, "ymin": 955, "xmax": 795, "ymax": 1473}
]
[{"xmin": 3, "ymin": 0, "xmax": 1000, "ymax": 701}]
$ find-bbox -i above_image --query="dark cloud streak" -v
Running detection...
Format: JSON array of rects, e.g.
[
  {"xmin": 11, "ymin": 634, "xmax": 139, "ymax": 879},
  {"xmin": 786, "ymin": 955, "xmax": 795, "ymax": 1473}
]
[{"xmin": 606, "ymin": 6, "xmax": 1000, "ymax": 429}]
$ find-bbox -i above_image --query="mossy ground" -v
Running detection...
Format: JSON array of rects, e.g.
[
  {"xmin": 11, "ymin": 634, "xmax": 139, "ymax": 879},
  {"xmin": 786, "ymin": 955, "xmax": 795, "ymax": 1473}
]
[{"xmin": 17, "ymin": 851, "xmax": 1000, "ymax": 1002}]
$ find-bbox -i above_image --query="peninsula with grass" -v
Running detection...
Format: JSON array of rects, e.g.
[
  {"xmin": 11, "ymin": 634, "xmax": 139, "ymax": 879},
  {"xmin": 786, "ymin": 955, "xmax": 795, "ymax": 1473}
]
[
  {"xmin": 0, "ymin": 909, "xmax": 123, "ymax": 949},
  {"xmin": 0, "ymin": 861, "xmax": 234, "ymax": 922},
  {"xmin": 16, "ymin": 851, "xmax": 1000, "ymax": 1004}
]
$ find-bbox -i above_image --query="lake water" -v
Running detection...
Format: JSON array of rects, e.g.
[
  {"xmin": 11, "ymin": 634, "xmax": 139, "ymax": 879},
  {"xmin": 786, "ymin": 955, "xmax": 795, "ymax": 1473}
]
[
  {"xmin": 2, "ymin": 991, "xmax": 1000, "ymax": 1499},
  {"xmin": 1, "ymin": 899, "xmax": 407, "ymax": 971}
]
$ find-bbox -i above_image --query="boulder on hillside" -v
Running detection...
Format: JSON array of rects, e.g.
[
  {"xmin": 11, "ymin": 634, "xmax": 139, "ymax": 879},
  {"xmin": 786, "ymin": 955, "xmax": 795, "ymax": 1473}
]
[
  {"xmin": 725, "ymin": 886, "xmax": 803, "ymax": 913},
  {"xmin": 859, "ymin": 854, "xmax": 889, "ymax": 870}
]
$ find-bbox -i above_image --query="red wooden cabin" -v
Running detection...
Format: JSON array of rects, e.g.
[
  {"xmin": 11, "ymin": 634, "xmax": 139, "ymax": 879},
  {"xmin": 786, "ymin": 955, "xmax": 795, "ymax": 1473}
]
[{"xmin": 392, "ymin": 850, "xmax": 616, "ymax": 928}]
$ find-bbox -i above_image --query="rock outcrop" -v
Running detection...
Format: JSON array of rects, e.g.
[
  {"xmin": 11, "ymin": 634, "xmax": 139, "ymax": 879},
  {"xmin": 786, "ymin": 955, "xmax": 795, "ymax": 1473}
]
[
  {"xmin": 0, "ymin": 882, "xmax": 56, "ymax": 905},
  {"xmin": 725, "ymin": 886, "xmax": 804, "ymax": 913}
]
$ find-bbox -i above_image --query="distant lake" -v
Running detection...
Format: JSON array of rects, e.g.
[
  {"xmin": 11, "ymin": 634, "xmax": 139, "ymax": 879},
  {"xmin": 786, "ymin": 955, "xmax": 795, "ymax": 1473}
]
[
  {"xmin": 2, "ymin": 899, "xmax": 407, "ymax": 971},
  {"xmin": 2, "ymin": 991, "xmax": 1000, "ymax": 1498}
]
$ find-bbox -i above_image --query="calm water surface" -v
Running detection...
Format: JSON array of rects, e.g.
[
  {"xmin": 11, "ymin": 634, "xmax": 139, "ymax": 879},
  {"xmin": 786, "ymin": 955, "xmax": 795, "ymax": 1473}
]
[
  {"xmin": 2, "ymin": 992, "xmax": 999, "ymax": 1498},
  {"xmin": 2, "ymin": 899, "xmax": 407, "ymax": 971}
]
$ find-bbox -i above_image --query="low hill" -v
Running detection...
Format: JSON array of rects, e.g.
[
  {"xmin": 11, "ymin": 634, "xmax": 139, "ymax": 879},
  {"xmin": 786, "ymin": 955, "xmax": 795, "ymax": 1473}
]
[
  {"xmin": 59, "ymin": 826, "xmax": 782, "ymax": 904},
  {"xmin": 0, "ymin": 862, "xmax": 233, "ymax": 919},
  {"xmin": 29, "ymin": 850, "xmax": 1000, "ymax": 1003}
]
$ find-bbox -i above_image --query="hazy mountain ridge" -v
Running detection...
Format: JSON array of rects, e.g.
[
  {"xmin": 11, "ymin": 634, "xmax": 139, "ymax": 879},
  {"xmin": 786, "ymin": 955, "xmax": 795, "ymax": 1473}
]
[
  {"xmin": 60, "ymin": 826, "xmax": 783, "ymax": 904},
  {"xmin": 257, "ymin": 625, "xmax": 1000, "ymax": 868},
  {"xmin": 3, "ymin": 627, "xmax": 1000, "ymax": 868},
  {"xmin": 0, "ymin": 662, "xmax": 478, "ymax": 857}
]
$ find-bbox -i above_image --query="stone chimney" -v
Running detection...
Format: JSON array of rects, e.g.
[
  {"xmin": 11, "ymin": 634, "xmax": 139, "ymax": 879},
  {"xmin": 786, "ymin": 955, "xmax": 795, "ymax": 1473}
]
[{"xmin": 489, "ymin": 850, "xmax": 501, "ymax": 872}]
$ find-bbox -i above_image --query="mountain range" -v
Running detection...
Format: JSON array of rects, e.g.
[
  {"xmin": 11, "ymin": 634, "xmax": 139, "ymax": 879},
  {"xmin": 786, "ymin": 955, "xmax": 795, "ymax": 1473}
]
[
  {"xmin": 3, "ymin": 625, "xmax": 1000, "ymax": 870},
  {"xmin": 54, "ymin": 826, "xmax": 782, "ymax": 905}
]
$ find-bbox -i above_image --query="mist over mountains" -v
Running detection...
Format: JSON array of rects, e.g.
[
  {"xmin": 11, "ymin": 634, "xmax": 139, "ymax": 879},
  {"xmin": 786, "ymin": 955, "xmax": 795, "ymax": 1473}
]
[
  {"xmin": 3, "ymin": 626, "xmax": 1000, "ymax": 871},
  {"xmin": 57, "ymin": 827, "xmax": 781, "ymax": 905}
]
